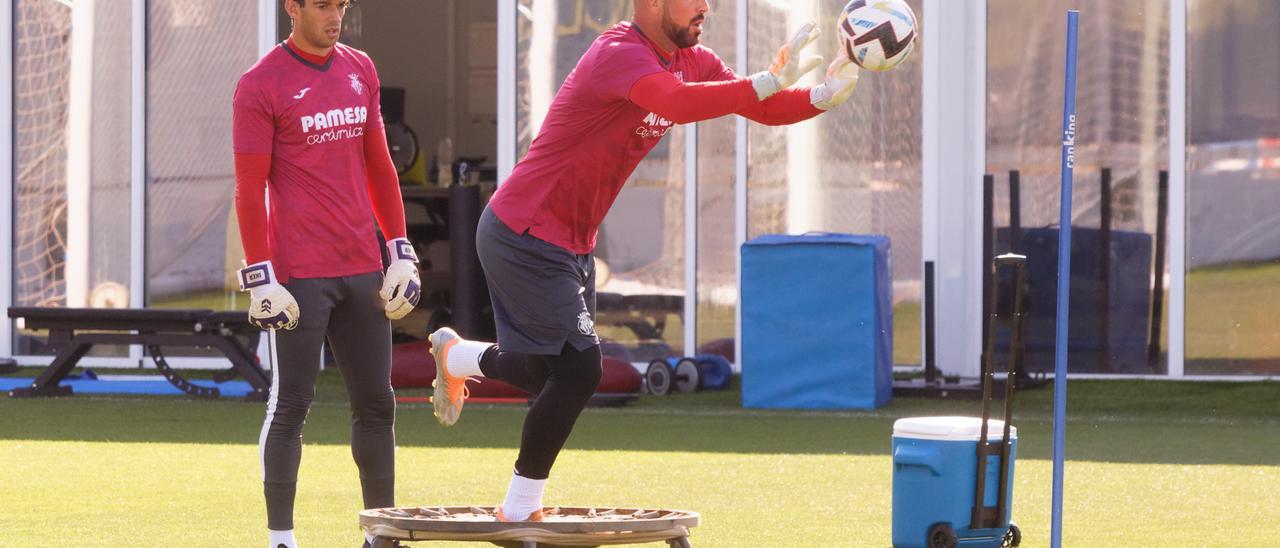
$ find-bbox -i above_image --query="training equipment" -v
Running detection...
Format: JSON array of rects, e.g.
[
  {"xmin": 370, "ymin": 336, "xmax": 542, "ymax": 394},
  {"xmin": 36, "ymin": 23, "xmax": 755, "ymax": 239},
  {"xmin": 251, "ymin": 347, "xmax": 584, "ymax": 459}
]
[
  {"xmin": 892, "ymin": 255, "xmax": 1025, "ymax": 548},
  {"xmin": 748, "ymin": 20, "xmax": 824, "ymax": 100},
  {"xmin": 644, "ymin": 355, "xmax": 733, "ymax": 396},
  {"xmin": 0, "ymin": 373, "xmax": 256, "ymax": 398},
  {"xmin": 360, "ymin": 506, "xmax": 699, "ymax": 548},
  {"xmin": 740, "ymin": 233, "xmax": 892, "ymax": 409},
  {"xmin": 838, "ymin": 0, "xmax": 917, "ymax": 71},
  {"xmin": 381, "ymin": 238, "xmax": 422, "ymax": 320},
  {"xmin": 6, "ymin": 307, "xmax": 270, "ymax": 400},
  {"xmin": 390, "ymin": 340, "xmax": 642, "ymax": 405},
  {"xmin": 810, "ymin": 57, "xmax": 861, "ymax": 110},
  {"xmin": 1051, "ymin": 11, "xmax": 1079, "ymax": 548},
  {"xmin": 239, "ymin": 261, "xmax": 299, "ymax": 330}
]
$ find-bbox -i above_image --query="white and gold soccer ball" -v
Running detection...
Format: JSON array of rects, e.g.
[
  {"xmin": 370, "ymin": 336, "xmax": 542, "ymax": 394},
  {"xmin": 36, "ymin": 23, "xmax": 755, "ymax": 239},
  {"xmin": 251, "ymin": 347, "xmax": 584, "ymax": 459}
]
[{"xmin": 838, "ymin": 0, "xmax": 918, "ymax": 72}]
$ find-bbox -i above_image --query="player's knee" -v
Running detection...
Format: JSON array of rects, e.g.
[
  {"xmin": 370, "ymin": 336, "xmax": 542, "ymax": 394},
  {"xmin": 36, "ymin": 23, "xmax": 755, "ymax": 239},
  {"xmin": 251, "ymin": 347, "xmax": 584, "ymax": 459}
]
[
  {"xmin": 265, "ymin": 393, "xmax": 313, "ymax": 440},
  {"xmin": 556, "ymin": 344, "xmax": 602, "ymax": 396},
  {"xmin": 273, "ymin": 392, "xmax": 314, "ymax": 422},
  {"xmin": 352, "ymin": 387, "xmax": 396, "ymax": 426}
]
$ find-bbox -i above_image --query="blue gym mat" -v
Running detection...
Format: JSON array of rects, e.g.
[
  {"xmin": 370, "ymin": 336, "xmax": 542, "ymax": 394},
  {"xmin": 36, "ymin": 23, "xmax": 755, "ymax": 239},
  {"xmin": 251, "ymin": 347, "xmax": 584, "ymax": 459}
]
[{"xmin": 0, "ymin": 375, "xmax": 256, "ymax": 397}]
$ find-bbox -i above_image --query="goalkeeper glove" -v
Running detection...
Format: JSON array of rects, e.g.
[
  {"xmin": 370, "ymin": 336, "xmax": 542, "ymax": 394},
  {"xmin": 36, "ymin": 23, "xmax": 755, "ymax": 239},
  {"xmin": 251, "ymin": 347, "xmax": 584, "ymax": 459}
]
[
  {"xmin": 811, "ymin": 56, "xmax": 861, "ymax": 110},
  {"xmin": 380, "ymin": 238, "xmax": 421, "ymax": 320},
  {"xmin": 748, "ymin": 20, "xmax": 824, "ymax": 101},
  {"xmin": 238, "ymin": 261, "xmax": 300, "ymax": 331}
]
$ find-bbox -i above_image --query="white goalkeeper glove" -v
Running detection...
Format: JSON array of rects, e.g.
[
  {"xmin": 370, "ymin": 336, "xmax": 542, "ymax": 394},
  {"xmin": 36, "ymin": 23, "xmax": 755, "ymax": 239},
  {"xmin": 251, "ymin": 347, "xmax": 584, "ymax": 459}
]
[
  {"xmin": 810, "ymin": 56, "xmax": 861, "ymax": 110},
  {"xmin": 748, "ymin": 20, "xmax": 824, "ymax": 101},
  {"xmin": 238, "ymin": 261, "xmax": 300, "ymax": 331},
  {"xmin": 380, "ymin": 238, "xmax": 421, "ymax": 320}
]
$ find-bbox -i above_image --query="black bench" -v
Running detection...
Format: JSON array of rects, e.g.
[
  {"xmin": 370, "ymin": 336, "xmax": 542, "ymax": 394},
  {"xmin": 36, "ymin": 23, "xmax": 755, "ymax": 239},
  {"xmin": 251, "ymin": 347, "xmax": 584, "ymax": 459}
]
[
  {"xmin": 7, "ymin": 307, "xmax": 269, "ymax": 401},
  {"xmin": 595, "ymin": 292, "xmax": 684, "ymax": 341}
]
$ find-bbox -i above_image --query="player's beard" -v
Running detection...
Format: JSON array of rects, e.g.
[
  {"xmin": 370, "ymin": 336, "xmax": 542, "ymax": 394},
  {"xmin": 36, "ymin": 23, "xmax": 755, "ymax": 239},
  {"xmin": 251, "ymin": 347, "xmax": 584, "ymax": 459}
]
[{"xmin": 661, "ymin": 10, "xmax": 704, "ymax": 49}]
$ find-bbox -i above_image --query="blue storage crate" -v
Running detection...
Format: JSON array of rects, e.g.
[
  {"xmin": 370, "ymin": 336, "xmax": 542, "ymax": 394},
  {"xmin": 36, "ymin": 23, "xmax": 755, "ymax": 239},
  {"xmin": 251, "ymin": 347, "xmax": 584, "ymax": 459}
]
[
  {"xmin": 740, "ymin": 233, "xmax": 892, "ymax": 409},
  {"xmin": 892, "ymin": 417, "xmax": 1019, "ymax": 548}
]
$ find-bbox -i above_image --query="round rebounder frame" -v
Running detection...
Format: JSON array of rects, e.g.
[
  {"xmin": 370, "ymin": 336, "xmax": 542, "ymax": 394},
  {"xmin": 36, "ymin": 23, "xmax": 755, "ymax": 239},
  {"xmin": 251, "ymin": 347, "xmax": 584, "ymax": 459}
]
[{"xmin": 360, "ymin": 506, "xmax": 700, "ymax": 548}]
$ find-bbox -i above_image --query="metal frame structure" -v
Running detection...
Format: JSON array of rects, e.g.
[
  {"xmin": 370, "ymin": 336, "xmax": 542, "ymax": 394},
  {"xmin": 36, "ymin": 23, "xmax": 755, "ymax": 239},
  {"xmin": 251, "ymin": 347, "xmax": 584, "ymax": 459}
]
[
  {"xmin": 129, "ymin": 0, "xmax": 147, "ymax": 368},
  {"xmin": 683, "ymin": 124, "xmax": 698, "ymax": 357},
  {"xmin": 0, "ymin": 0, "xmax": 1264, "ymax": 381},
  {"xmin": 1, "ymin": 0, "xmax": 13, "ymax": 360},
  {"xmin": 924, "ymin": 0, "xmax": 987, "ymax": 377},
  {"xmin": 1167, "ymin": 0, "xmax": 1187, "ymax": 377}
]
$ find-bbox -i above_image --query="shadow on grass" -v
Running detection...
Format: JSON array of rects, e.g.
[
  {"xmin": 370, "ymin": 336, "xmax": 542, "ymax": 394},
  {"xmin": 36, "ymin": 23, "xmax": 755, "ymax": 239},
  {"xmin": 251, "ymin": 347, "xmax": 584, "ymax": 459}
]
[{"xmin": 1, "ymin": 368, "xmax": 1277, "ymax": 466}]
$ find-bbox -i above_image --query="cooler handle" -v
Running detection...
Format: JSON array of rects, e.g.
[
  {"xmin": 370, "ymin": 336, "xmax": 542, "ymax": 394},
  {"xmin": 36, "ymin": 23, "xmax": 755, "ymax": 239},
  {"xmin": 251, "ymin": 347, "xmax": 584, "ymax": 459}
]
[{"xmin": 893, "ymin": 445, "xmax": 942, "ymax": 476}]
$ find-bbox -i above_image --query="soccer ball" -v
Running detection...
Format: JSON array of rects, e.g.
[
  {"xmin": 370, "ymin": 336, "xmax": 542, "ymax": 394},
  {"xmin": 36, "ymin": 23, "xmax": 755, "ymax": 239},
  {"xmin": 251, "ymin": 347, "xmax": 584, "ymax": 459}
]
[{"xmin": 838, "ymin": 0, "xmax": 918, "ymax": 71}]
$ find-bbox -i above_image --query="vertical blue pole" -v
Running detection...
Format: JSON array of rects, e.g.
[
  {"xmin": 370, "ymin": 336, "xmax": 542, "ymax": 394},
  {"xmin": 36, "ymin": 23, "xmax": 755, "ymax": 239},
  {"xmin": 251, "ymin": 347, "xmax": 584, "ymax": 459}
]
[{"xmin": 1051, "ymin": 10, "xmax": 1079, "ymax": 548}]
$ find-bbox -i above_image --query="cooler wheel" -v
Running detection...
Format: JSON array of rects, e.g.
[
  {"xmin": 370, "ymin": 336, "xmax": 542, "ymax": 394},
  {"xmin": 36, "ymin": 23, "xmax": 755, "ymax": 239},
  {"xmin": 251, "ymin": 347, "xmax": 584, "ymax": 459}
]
[
  {"xmin": 927, "ymin": 522, "xmax": 957, "ymax": 548},
  {"xmin": 1002, "ymin": 523, "xmax": 1022, "ymax": 547}
]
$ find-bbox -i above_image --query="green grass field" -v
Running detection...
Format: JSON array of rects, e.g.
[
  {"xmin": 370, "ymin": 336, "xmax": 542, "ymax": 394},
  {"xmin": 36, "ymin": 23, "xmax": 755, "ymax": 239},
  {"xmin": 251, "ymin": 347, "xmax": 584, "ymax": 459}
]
[{"xmin": 2, "ymin": 368, "xmax": 1277, "ymax": 547}]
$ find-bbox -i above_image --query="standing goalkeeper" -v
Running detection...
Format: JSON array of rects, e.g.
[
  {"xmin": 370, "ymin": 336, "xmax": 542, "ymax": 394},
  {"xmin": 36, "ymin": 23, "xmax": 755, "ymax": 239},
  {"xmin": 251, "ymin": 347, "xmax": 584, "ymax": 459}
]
[
  {"xmin": 426, "ymin": 0, "xmax": 861, "ymax": 522},
  {"xmin": 232, "ymin": 1, "xmax": 419, "ymax": 546}
]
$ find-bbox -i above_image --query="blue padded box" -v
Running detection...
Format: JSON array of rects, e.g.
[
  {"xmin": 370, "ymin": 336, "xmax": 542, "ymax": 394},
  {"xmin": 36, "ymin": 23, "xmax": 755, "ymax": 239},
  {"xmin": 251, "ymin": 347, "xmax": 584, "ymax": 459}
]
[{"xmin": 740, "ymin": 233, "xmax": 892, "ymax": 409}]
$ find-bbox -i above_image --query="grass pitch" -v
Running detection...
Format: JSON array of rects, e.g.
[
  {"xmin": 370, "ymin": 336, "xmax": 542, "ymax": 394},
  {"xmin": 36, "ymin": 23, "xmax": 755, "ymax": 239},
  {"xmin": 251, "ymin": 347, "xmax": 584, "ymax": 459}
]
[{"xmin": 1, "ymin": 368, "xmax": 1277, "ymax": 547}]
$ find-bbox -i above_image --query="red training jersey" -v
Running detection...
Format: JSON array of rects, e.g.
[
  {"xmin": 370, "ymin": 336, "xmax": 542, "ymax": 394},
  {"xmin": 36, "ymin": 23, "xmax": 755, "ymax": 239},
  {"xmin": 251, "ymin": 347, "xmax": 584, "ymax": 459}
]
[
  {"xmin": 489, "ymin": 22, "xmax": 771, "ymax": 254},
  {"xmin": 233, "ymin": 42, "xmax": 389, "ymax": 282}
]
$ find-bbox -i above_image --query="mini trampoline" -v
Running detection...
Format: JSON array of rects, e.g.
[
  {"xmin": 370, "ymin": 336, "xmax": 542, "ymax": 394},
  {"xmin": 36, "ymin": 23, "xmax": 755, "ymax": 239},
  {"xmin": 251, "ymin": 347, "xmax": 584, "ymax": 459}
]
[{"xmin": 359, "ymin": 506, "xmax": 700, "ymax": 548}]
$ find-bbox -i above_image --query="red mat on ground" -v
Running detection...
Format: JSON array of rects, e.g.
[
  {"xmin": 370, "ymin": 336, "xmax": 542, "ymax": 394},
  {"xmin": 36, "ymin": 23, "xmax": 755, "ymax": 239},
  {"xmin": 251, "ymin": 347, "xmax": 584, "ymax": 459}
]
[{"xmin": 391, "ymin": 340, "xmax": 642, "ymax": 399}]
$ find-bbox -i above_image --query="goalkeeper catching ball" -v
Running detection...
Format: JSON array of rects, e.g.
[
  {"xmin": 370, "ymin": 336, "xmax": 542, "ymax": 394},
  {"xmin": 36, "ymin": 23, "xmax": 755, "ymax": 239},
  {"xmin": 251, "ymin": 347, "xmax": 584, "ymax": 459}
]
[{"xmin": 427, "ymin": 0, "xmax": 861, "ymax": 523}]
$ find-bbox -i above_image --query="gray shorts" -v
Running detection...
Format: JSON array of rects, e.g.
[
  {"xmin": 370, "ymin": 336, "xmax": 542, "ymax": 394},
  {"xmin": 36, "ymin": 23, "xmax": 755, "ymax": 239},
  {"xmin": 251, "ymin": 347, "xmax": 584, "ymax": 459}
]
[{"xmin": 476, "ymin": 206, "xmax": 598, "ymax": 355}]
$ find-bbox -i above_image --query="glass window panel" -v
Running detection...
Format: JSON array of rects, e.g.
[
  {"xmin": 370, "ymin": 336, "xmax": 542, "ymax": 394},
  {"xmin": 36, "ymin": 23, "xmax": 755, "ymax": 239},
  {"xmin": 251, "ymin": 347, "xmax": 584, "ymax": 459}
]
[
  {"xmin": 1185, "ymin": 1, "xmax": 1280, "ymax": 375},
  {"xmin": 12, "ymin": 0, "xmax": 132, "ymax": 356},
  {"xmin": 515, "ymin": 0, "xmax": 687, "ymax": 360},
  {"xmin": 746, "ymin": 0, "xmax": 924, "ymax": 366},
  {"xmin": 986, "ymin": 0, "xmax": 1169, "ymax": 374},
  {"xmin": 145, "ymin": 1, "xmax": 258, "ymax": 313}
]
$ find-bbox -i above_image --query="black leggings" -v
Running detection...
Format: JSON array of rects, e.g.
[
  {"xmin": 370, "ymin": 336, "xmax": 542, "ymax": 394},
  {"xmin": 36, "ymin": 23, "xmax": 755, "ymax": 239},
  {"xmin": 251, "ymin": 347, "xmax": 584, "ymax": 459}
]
[
  {"xmin": 479, "ymin": 342, "xmax": 602, "ymax": 480},
  {"xmin": 260, "ymin": 272, "xmax": 395, "ymax": 531}
]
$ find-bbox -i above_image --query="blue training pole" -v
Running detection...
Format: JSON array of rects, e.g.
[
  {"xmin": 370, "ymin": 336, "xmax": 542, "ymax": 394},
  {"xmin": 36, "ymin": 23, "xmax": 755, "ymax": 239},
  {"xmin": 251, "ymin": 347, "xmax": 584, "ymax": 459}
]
[{"xmin": 1051, "ymin": 10, "xmax": 1079, "ymax": 548}]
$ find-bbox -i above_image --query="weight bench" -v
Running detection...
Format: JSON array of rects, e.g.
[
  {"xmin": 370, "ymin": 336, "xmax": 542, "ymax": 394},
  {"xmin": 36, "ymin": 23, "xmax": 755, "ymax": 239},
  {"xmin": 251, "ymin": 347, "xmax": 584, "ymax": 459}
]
[
  {"xmin": 7, "ymin": 307, "xmax": 269, "ymax": 401},
  {"xmin": 595, "ymin": 293, "xmax": 684, "ymax": 341}
]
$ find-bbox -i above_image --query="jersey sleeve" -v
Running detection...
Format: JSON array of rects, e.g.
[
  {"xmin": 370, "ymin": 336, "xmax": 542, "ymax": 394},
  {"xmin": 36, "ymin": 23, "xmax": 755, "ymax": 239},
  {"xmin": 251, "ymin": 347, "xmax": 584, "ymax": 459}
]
[
  {"xmin": 362, "ymin": 53, "xmax": 386, "ymax": 133},
  {"xmin": 590, "ymin": 42, "xmax": 669, "ymax": 101},
  {"xmin": 233, "ymin": 152, "xmax": 273, "ymax": 265},
  {"xmin": 627, "ymin": 71, "xmax": 759, "ymax": 124},
  {"xmin": 232, "ymin": 77, "xmax": 275, "ymax": 155},
  {"xmin": 735, "ymin": 87, "xmax": 823, "ymax": 126},
  {"xmin": 359, "ymin": 54, "xmax": 407, "ymax": 242}
]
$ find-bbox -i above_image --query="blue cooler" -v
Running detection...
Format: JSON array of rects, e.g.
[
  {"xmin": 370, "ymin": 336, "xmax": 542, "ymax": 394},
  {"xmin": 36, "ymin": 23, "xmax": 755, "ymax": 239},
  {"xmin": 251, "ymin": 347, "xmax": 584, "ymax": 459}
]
[{"xmin": 892, "ymin": 417, "xmax": 1019, "ymax": 547}]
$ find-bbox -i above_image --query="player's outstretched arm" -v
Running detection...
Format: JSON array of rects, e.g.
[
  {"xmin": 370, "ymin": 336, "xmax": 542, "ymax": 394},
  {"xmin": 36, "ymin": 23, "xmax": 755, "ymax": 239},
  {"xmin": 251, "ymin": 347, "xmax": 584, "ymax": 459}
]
[
  {"xmin": 627, "ymin": 72, "xmax": 761, "ymax": 124},
  {"xmin": 627, "ymin": 19, "xmax": 827, "ymax": 125},
  {"xmin": 735, "ymin": 57, "xmax": 860, "ymax": 125}
]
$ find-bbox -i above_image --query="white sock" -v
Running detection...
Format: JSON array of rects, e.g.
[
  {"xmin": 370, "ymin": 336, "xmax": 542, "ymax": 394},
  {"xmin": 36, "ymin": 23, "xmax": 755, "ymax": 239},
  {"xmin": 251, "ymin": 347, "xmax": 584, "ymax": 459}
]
[
  {"xmin": 268, "ymin": 529, "xmax": 297, "ymax": 548},
  {"xmin": 501, "ymin": 472, "xmax": 546, "ymax": 521},
  {"xmin": 445, "ymin": 339, "xmax": 492, "ymax": 378}
]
